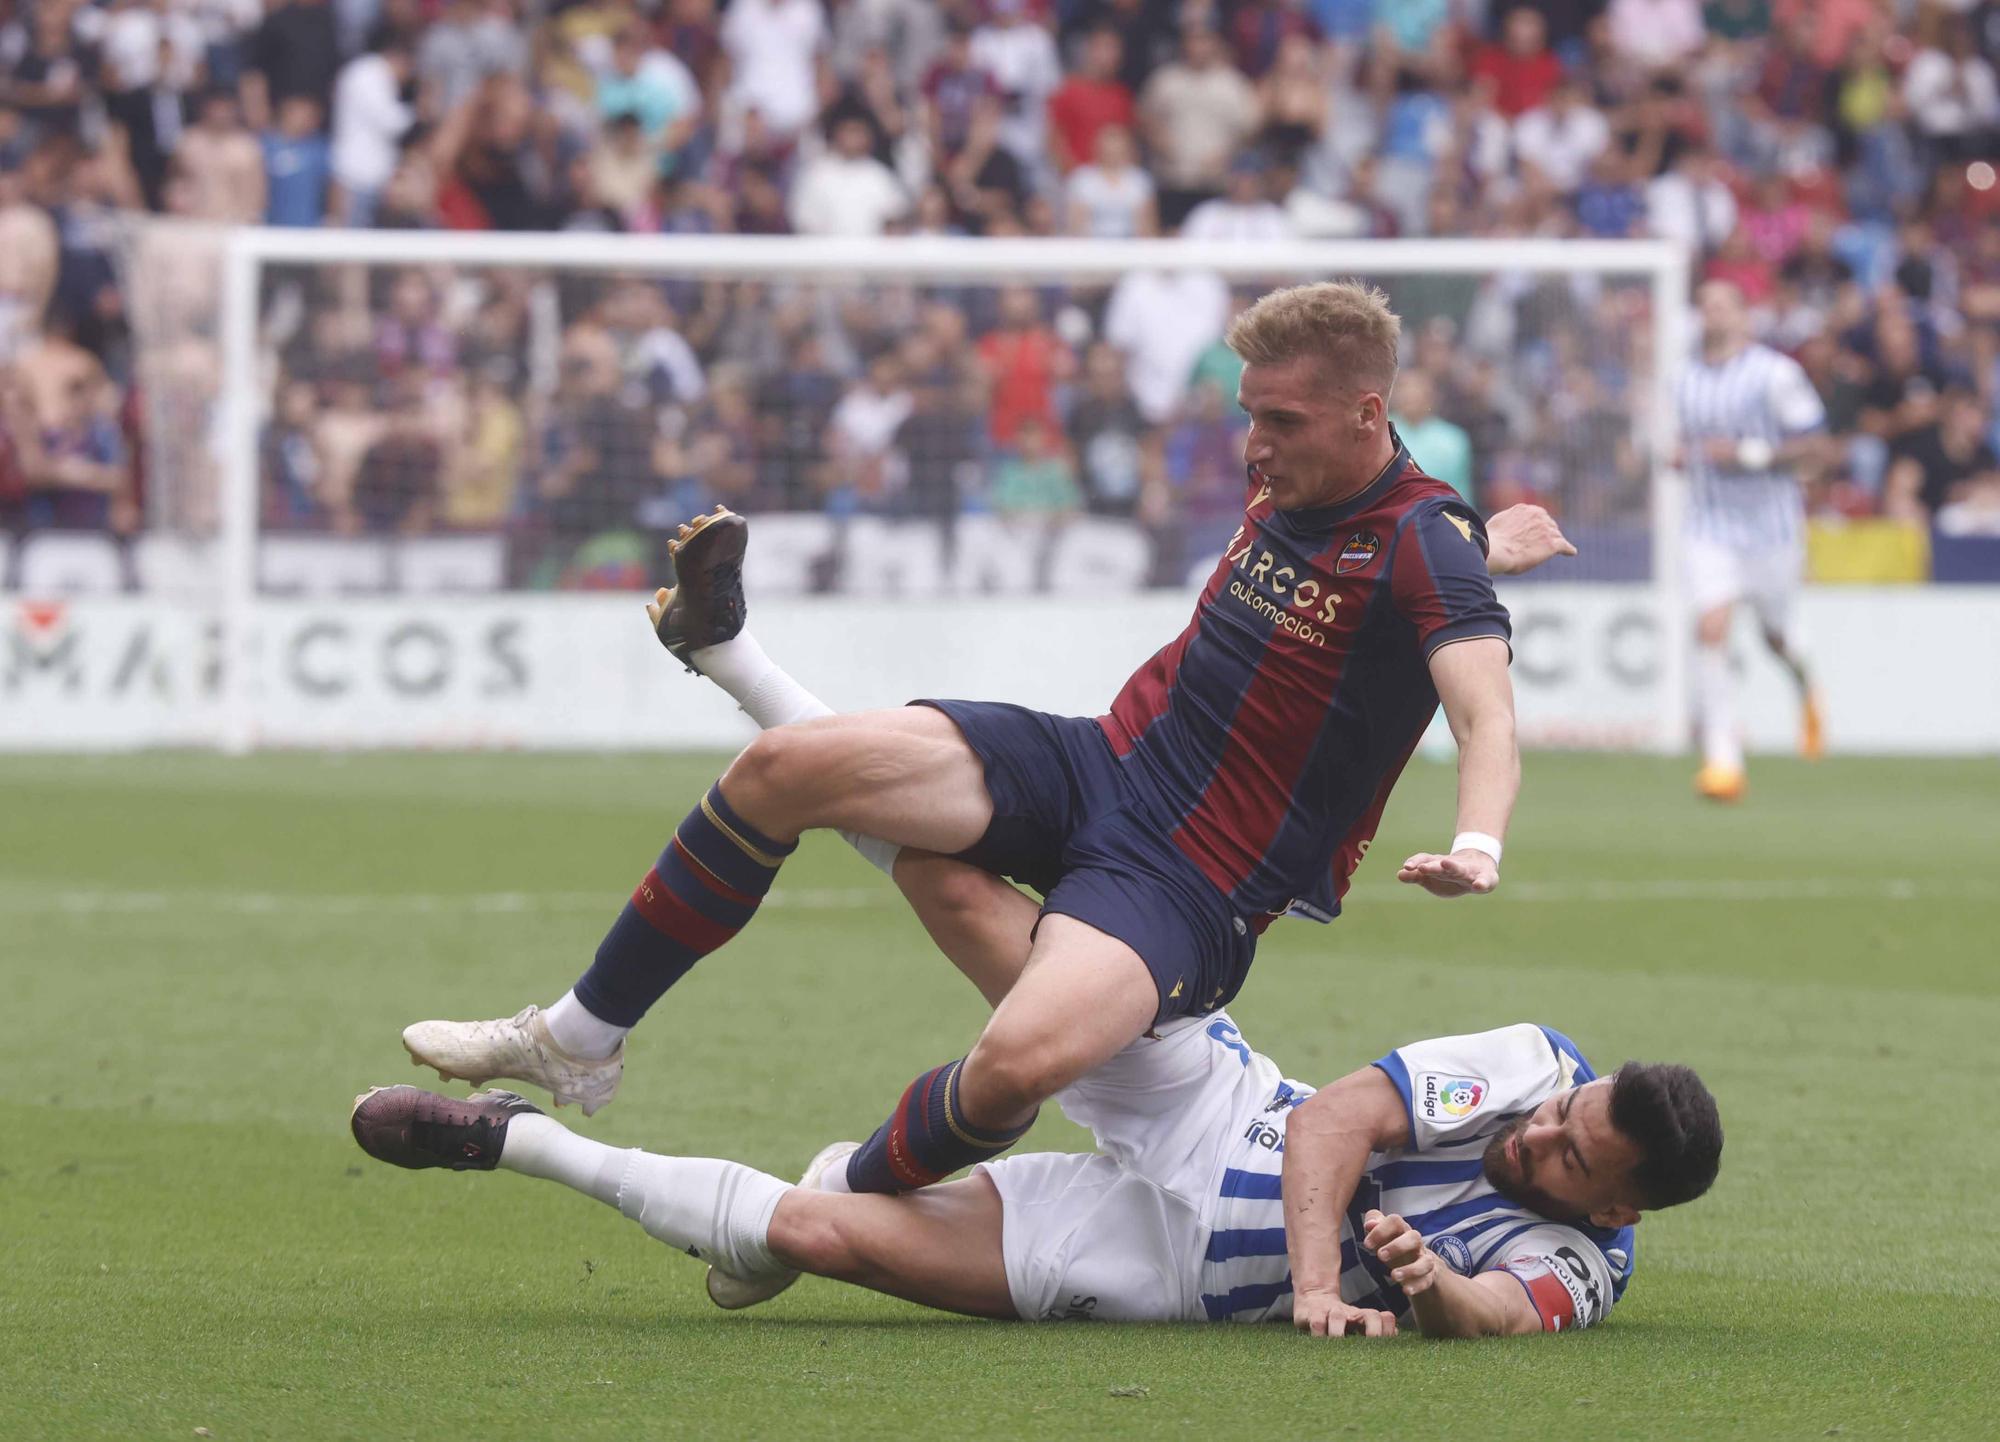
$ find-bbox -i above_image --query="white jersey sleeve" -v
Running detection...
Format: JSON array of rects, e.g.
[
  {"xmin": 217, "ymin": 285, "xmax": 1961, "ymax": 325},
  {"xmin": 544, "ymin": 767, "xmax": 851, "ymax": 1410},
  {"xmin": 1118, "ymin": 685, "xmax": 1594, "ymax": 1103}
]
[
  {"xmin": 1485, "ymin": 1223, "xmax": 1626, "ymax": 1333},
  {"xmin": 1371, "ymin": 1023, "xmax": 1574, "ymax": 1150},
  {"xmin": 1767, "ymin": 354, "xmax": 1827, "ymax": 436}
]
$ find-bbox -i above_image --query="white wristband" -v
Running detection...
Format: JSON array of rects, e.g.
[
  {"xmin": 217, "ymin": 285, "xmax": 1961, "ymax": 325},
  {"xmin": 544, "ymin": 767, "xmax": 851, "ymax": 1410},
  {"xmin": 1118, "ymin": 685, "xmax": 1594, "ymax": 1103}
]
[
  {"xmin": 1451, "ymin": 831, "xmax": 1503, "ymax": 866},
  {"xmin": 1736, "ymin": 437, "xmax": 1775, "ymax": 469}
]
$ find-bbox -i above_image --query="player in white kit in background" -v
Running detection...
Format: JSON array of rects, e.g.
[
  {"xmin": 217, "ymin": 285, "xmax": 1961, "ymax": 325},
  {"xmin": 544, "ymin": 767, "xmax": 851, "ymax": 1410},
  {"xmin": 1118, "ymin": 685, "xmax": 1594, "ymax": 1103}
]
[{"xmin": 1678, "ymin": 281, "xmax": 1831, "ymax": 801}]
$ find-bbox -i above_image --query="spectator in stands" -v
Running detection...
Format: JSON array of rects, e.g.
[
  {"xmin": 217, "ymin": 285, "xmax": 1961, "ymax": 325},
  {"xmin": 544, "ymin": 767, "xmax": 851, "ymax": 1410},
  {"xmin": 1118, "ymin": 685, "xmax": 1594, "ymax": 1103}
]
[
  {"xmin": 1103, "ymin": 263, "xmax": 1230, "ymax": 426},
  {"xmin": 1470, "ymin": 8, "xmax": 1564, "ymax": 121},
  {"xmin": 263, "ymin": 96, "xmax": 332, "ymax": 227},
  {"xmin": 1068, "ymin": 339, "xmax": 1153, "ymax": 519},
  {"xmin": 418, "ymin": 0, "xmax": 528, "ymax": 119},
  {"xmin": 595, "ymin": 19, "xmax": 700, "ymax": 156},
  {"xmin": 789, "ymin": 113, "xmax": 906, "ymax": 236},
  {"xmin": 331, "ymin": 31, "xmax": 415, "ymax": 227},
  {"xmin": 1160, "ymin": 375, "xmax": 1247, "ymax": 568},
  {"xmin": 1047, "ymin": 24, "xmax": 1132, "ymax": 173},
  {"xmin": 176, "ymin": 88, "xmax": 267, "ymax": 224},
  {"xmin": 588, "ymin": 113, "xmax": 662, "ymax": 224},
  {"xmin": 525, "ymin": 319, "xmax": 663, "ymax": 582},
  {"xmin": 1646, "ymin": 145, "xmax": 1739, "ymax": 255},
  {"xmin": 920, "ymin": 18, "xmax": 994, "ymax": 169},
  {"xmin": 9, "ymin": 2, "xmax": 88, "ymax": 139},
  {"xmin": 350, "ymin": 380, "xmax": 442, "ymax": 534},
  {"xmin": 1063, "ymin": 121, "xmax": 1155, "ymax": 246},
  {"xmin": 98, "ymin": 0, "xmax": 204, "ymax": 211},
  {"xmin": 1515, "ymin": 77, "xmax": 1611, "ymax": 196},
  {"xmin": 1181, "ymin": 151, "xmax": 1292, "ymax": 242},
  {"xmin": 1255, "ymin": 31, "xmax": 1326, "ymax": 170},
  {"xmin": 1885, "ymin": 386, "xmax": 2000, "ymax": 525},
  {"xmin": 245, "ymin": 0, "xmax": 341, "ymax": 131},
  {"xmin": 976, "ymin": 284, "xmax": 1069, "ymax": 448},
  {"xmin": 892, "ymin": 330, "xmax": 983, "ymax": 524},
  {"xmin": 826, "ymin": 348, "xmax": 913, "ymax": 512},
  {"xmin": 374, "ymin": 270, "xmax": 456, "ymax": 384},
  {"xmin": 1606, "ymin": 0, "xmax": 1707, "ymax": 74},
  {"xmin": 942, "ymin": 91, "xmax": 1030, "ymax": 233},
  {"xmin": 264, "ymin": 378, "xmax": 326, "ymax": 526},
  {"xmin": 440, "ymin": 367, "xmax": 523, "ymax": 529},
  {"xmin": 720, "ymin": 0, "xmax": 830, "ymax": 141},
  {"xmin": 1140, "ymin": 17, "xmax": 1261, "ymax": 228},
  {"xmin": 1574, "ymin": 146, "xmax": 1647, "ymax": 236},
  {"xmin": 1903, "ymin": 13, "xmax": 2000, "ymax": 167},
  {"xmin": 989, "ymin": 410, "xmax": 1081, "ymax": 590},
  {"xmin": 970, "ymin": 0, "xmax": 1062, "ymax": 172},
  {"xmin": 9, "ymin": 324, "xmax": 126, "ymax": 531},
  {"xmin": 1392, "ymin": 369, "xmax": 1474, "ymax": 504}
]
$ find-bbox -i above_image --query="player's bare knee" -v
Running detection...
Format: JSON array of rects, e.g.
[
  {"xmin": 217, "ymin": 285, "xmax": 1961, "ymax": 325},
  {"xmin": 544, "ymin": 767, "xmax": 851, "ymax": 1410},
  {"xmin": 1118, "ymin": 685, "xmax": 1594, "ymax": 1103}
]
[
  {"xmin": 765, "ymin": 1192, "xmax": 856, "ymax": 1278},
  {"xmin": 960, "ymin": 1034, "xmax": 1060, "ymax": 1125},
  {"xmin": 722, "ymin": 727, "xmax": 821, "ymax": 818},
  {"xmin": 896, "ymin": 852, "xmax": 1004, "ymax": 926}
]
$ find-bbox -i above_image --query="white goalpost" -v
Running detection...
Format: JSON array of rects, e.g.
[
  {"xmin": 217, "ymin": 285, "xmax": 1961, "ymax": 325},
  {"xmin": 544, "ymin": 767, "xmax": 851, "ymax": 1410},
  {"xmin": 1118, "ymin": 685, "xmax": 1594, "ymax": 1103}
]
[{"xmin": 173, "ymin": 230, "xmax": 1692, "ymax": 753}]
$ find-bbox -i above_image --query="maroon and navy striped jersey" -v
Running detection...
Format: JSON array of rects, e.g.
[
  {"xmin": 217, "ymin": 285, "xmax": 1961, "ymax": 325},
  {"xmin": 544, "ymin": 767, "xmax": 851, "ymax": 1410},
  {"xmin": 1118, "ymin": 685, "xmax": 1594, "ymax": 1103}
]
[{"xmin": 1098, "ymin": 439, "xmax": 1511, "ymax": 924}]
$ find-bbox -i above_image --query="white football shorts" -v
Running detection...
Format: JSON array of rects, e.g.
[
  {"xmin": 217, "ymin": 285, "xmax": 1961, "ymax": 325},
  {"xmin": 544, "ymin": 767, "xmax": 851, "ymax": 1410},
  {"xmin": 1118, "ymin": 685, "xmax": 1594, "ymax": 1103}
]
[
  {"xmin": 977, "ymin": 1013, "xmax": 1267, "ymax": 1323},
  {"xmin": 1685, "ymin": 531, "xmax": 1804, "ymax": 636}
]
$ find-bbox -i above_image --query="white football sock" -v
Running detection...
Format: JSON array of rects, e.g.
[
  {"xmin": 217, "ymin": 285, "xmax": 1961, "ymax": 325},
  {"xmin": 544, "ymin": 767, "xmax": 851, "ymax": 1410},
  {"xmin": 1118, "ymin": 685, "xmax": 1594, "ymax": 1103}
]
[
  {"xmin": 615, "ymin": 1151, "xmax": 791, "ymax": 1279},
  {"xmin": 500, "ymin": 1118, "xmax": 791, "ymax": 1279},
  {"xmin": 543, "ymin": 990, "xmax": 628, "ymax": 1061},
  {"xmin": 499, "ymin": 1112, "xmax": 628, "ymax": 1205},
  {"xmin": 1695, "ymin": 644, "xmax": 1744, "ymax": 772},
  {"xmin": 689, "ymin": 630, "xmax": 902, "ymax": 879},
  {"xmin": 690, "ymin": 631, "xmax": 833, "ymax": 730}
]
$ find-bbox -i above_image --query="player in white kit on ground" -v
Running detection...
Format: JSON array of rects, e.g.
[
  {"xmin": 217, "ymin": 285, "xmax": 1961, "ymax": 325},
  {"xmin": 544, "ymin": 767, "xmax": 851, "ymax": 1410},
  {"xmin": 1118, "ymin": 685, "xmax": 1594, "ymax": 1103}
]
[
  {"xmin": 1678, "ymin": 280, "xmax": 1831, "ymax": 801},
  {"xmin": 353, "ymin": 1014, "xmax": 1721, "ymax": 1337}
]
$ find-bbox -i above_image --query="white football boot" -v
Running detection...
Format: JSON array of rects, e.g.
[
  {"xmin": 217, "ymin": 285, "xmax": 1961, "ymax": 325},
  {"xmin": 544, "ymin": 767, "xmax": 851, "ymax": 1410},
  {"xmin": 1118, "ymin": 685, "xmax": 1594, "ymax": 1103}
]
[
  {"xmin": 705, "ymin": 1139, "xmax": 860, "ymax": 1310},
  {"xmin": 400, "ymin": 1005, "xmax": 623, "ymax": 1117}
]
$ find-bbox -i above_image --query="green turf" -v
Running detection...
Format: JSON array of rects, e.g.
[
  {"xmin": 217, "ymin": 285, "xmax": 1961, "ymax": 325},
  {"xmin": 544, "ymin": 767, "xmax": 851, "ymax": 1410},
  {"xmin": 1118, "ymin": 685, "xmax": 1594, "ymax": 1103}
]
[{"xmin": 4, "ymin": 751, "xmax": 1998, "ymax": 1440}]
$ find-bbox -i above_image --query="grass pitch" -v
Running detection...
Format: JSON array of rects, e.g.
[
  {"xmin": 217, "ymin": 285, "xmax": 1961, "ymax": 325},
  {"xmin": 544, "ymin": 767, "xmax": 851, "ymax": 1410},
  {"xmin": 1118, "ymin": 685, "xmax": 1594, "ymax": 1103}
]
[{"xmin": 4, "ymin": 750, "xmax": 1998, "ymax": 1441}]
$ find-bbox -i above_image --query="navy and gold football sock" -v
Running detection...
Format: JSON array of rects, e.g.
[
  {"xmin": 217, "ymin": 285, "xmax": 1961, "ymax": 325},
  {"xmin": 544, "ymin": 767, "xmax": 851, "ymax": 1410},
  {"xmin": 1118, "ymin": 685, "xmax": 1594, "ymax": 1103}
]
[
  {"xmin": 570, "ymin": 782, "xmax": 796, "ymax": 1028},
  {"xmin": 844, "ymin": 1057, "xmax": 1037, "ymax": 1194}
]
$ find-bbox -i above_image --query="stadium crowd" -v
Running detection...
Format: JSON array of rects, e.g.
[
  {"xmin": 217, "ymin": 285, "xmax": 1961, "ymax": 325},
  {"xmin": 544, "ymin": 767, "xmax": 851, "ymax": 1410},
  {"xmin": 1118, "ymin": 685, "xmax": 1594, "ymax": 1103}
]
[{"xmin": 1, "ymin": 0, "xmax": 1997, "ymax": 587}]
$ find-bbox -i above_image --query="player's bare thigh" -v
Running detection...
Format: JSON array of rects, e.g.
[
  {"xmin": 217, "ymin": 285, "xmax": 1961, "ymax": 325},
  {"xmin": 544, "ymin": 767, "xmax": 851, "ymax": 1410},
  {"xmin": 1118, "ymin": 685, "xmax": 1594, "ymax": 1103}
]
[
  {"xmin": 720, "ymin": 705, "xmax": 994, "ymax": 853},
  {"xmin": 1695, "ymin": 601, "xmax": 1734, "ymax": 647},
  {"xmin": 768, "ymin": 1172, "xmax": 1016, "ymax": 1319}
]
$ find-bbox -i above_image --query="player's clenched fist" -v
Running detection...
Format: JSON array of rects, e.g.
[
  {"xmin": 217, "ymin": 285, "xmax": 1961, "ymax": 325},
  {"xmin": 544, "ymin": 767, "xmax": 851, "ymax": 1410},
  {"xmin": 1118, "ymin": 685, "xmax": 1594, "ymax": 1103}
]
[
  {"xmin": 1293, "ymin": 1285, "xmax": 1398, "ymax": 1338},
  {"xmin": 1363, "ymin": 1209, "xmax": 1441, "ymax": 1297}
]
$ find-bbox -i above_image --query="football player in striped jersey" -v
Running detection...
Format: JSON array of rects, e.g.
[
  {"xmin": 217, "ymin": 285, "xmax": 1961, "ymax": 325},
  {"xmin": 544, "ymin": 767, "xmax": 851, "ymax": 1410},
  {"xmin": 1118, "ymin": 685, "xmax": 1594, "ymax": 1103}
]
[{"xmin": 354, "ymin": 1012, "xmax": 1719, "ymax": 1337}]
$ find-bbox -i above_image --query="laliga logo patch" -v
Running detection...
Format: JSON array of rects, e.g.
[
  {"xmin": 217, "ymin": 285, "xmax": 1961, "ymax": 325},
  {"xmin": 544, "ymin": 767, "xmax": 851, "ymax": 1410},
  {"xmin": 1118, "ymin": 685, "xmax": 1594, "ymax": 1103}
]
[
  {"xmin": 1418, "ymin": 1072, "xmax": 1488, "ymax": 1121},
  {"xmin": 1336, "ymin": 532, "xmax": 1380, "ymax": 574}
]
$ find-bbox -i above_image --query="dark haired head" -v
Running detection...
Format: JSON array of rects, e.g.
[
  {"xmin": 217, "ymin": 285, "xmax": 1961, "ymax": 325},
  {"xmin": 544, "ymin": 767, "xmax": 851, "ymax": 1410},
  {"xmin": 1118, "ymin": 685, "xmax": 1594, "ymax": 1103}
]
[{"xmin": 1609, "ymin": 1063, "xmax": 1723, "ymax": 1210}]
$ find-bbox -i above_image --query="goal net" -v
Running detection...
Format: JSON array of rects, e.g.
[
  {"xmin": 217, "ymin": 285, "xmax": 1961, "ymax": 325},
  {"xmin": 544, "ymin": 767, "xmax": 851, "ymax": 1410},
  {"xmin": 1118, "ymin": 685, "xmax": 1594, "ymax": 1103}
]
[{"xmin": 105, "ymin": 227, "xmax": 1688, "ymax": 751}]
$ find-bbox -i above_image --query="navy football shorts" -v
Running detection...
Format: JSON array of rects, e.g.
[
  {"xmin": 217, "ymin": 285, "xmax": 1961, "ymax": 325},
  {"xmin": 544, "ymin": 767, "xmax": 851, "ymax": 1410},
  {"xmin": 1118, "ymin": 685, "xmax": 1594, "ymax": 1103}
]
[{"xmin": 914, "ymin": 699, "xmax": 1258, "ymax": 1023}]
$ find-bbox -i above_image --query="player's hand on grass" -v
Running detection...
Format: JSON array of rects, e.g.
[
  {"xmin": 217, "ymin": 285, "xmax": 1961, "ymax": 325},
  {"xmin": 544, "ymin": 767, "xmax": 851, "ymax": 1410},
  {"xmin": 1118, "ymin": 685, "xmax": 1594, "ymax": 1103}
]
[
  {"xmin": 1396, "ymin": 848, "xmax": 1499, "ymax": 897},
  {"xmin": 1482, "ymin": 504, "xmax": 1577, "ymax": 576},
  {"xmin": 1293, "ymin": 1286, "xmax": 1398, "ymax": 1338},
  {"xmin": 1362, "ymin": 1210, "xmax": 1441, "ymax": 1298}
]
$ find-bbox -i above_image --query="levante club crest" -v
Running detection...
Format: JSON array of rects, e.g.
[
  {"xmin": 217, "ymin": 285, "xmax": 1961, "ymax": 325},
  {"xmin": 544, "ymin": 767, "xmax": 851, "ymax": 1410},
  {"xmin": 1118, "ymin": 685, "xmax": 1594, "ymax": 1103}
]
[{"xmin": 1336, "ymin": 532, "xmax": 1380, "ymax": 574}]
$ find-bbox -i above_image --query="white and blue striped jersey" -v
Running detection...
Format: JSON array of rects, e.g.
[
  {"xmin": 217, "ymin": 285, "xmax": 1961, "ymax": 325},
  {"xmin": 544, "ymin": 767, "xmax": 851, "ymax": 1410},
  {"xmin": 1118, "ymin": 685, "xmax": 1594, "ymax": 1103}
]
[
  {"xmin": 1679, "ymin": 341, "xmax": 1826, "ymax": 550},
  {"xmin": 1196, "ymin": 1023, "xmax": 1635, "ymax": 1331}
]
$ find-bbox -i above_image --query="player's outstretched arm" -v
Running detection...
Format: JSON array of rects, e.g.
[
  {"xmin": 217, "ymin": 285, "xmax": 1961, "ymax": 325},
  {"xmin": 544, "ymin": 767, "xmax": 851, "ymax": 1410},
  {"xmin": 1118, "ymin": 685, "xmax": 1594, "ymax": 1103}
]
[
  {"xmin": 1361, "ymin": 1210, "xmax": 1541, "ymax": 1338},
  {"xmin": 1482, "ymin": 504, "xmax": 1577, "ymax": 576},
  {"xmin": 1399, "ymin": 637, "xmax": 1518, "ymax": 898},
  {"xmin": 1282, "ymin": 1067, "xmax": 1411, "ymax": 1338}
]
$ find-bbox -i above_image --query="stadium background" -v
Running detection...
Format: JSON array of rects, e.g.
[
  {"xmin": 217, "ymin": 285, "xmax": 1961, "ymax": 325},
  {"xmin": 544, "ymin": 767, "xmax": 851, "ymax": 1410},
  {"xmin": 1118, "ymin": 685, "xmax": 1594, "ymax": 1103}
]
[{"xmin": 3, "ymin": 1, "xmax": 1998, "ymax": 1439}]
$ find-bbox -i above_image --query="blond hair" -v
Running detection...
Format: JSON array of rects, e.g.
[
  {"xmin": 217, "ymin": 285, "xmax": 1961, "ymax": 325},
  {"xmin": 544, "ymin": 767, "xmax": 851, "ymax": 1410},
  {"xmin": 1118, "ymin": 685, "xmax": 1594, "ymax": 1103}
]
[{"xmin": 1226, "ymin": 281, "xmax": 1401, "ymax": 396}]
